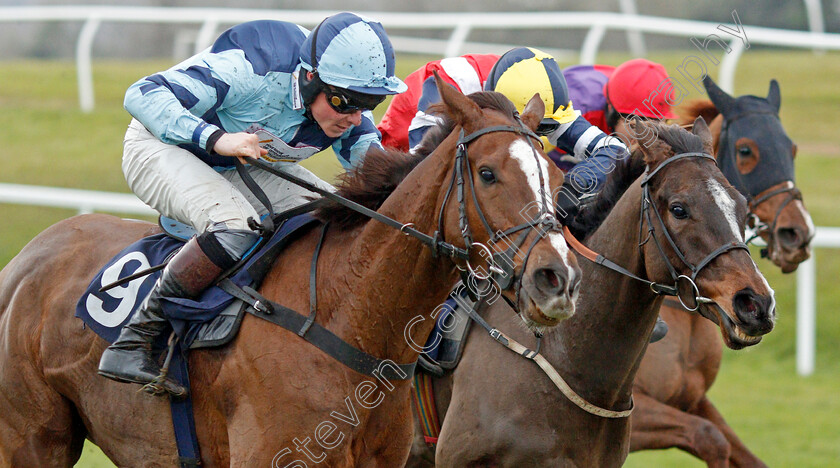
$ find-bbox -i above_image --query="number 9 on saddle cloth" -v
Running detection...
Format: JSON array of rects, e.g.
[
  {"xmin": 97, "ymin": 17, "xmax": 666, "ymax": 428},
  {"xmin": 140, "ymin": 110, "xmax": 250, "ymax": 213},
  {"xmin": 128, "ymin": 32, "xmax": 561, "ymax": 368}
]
[{"xmin": 75, "ymin": 212, "xmax": 321, "ymax": 349}]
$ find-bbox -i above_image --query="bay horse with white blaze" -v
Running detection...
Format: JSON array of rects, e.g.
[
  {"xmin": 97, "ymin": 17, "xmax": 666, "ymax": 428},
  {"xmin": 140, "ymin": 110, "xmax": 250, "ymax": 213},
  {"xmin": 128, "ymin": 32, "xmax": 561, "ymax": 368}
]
[
  {"xmin": 407, "ymin": 118, "xmax": 776, "ymax": 467},
  {"xmin": 629, "ymin": 76, "xmax": 814, "ymax": 467},
  {"xmin": 0, "ymin": 77, "xmax": 580, "ymax": 466}
]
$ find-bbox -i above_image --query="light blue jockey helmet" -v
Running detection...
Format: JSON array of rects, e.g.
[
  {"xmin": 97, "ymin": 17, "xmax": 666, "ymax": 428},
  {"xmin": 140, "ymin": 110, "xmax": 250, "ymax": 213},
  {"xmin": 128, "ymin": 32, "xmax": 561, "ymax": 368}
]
[{"xmin": 299, "ymin": 12, "xmax": 407, "ymax": 107}]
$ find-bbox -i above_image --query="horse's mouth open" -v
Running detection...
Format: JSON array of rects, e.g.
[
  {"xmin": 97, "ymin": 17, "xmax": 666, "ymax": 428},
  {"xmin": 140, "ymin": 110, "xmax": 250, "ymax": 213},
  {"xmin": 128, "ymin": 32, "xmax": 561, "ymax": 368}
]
[{"xmin": 699, "ymin": 303, "xmax": 763, "ymax": 350}]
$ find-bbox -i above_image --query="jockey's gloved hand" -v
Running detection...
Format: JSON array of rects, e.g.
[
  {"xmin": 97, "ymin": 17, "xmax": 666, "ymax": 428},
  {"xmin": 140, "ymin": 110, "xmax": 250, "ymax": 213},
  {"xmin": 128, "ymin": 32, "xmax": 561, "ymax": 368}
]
[{"xmin": 555, "ymin": 181, "xmax": 582, "ymax": 225}]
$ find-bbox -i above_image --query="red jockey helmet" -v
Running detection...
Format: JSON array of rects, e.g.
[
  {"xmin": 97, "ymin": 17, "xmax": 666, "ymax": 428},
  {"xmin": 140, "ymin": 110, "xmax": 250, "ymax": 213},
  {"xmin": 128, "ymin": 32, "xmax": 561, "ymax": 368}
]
[{"xmin": 604, "ymin": 58, "xmax": 677, "ymax": 120}]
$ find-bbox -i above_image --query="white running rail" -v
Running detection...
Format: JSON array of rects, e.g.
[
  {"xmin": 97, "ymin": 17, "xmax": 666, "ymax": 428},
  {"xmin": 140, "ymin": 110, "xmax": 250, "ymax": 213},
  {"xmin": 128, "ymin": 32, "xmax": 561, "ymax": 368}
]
[{"xmin": 3, "ymin": 7, "xmax": 840, "ymax": 111}]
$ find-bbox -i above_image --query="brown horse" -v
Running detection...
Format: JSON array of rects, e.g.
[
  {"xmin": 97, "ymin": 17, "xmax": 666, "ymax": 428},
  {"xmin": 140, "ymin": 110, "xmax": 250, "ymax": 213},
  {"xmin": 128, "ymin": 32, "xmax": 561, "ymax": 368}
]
[
  {"xmin": 629, "ymin": 77, "xmax": 814, "ymax": 467},
  {"xmin": 0, "ymin": 79, "xmax": 582, "ymax": 466},
  {"xmin": 406, "ymin": 118, "xmax": 776, "ymax": 467}
]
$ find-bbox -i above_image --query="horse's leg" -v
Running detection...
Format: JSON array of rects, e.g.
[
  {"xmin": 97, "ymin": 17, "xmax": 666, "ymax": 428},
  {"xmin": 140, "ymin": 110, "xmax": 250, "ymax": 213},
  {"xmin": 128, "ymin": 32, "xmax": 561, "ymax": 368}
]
[
  {"xmin": 0, "ymin": 353, "xmax": 85, "ymax": 467},
  {"xmin": 693, "ymin": 396, "xmax": 768, "ymax": 468},
  {"xmin": 629, "ymin": 392, "xmax": 731, "ymax": 468}
]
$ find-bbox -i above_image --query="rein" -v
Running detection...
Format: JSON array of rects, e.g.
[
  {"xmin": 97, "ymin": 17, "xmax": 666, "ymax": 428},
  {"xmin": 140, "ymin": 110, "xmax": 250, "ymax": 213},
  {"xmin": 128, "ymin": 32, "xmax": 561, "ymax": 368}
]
[
  {"xmin": 247, "ymin": 158, "xmax": 470, "ymax": 261},
  {"xmin": 249, "ymin": 120, "xmax": 554, "ymax": 292}
]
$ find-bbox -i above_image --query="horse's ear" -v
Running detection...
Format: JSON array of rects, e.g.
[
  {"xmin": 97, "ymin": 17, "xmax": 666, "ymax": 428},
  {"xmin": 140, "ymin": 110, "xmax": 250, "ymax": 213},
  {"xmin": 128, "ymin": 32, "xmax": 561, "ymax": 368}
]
[
  {"xmin": 520, "ymin": 93, "xmax": 545, "ymax": 132},
  {"xmin": 703, "ymin": 75, "xmax": 735, "ymax": 115},
  {"xmin": 434, "ymin": 71, "xmax": 482, "ymax": 132},
  {"xmin": 766, "ymin": 79, "xmax": 781, "ymax": 113},
  {"xmin": 691, "ymin": 116, "xmax": 714, "ymax": 154},
  {"xmin": 626, "ymin": 118, "xmax": 671, "ymax": 168}
]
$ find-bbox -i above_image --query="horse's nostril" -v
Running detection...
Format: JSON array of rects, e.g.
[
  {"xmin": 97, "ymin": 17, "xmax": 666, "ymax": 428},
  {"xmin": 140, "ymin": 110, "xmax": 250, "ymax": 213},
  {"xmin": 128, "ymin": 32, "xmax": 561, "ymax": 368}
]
[
  {"xmin": 536, "ymin": 268, "xmax": 566, "ymax": 296},
  {"xmin": 734, "ymin": 292, "xmax": 758, "ymax": 317},
  {"xmin": 777, "ymin": 227, "xmax": 802, "ymax": 249},
  {"xmin": 569, "ymin": 273, "xmax": 581, "ymax": 296}
]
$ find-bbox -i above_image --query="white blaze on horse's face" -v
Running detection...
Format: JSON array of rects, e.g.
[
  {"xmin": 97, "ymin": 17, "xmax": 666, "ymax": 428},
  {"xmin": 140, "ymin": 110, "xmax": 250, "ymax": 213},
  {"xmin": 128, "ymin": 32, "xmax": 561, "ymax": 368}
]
[
  {"xmin": 706, "ymin": 177, "xmax": 776, "ymax": 319},
  {"xmin": 707, "ymin": 178, "xmax": 743, "ymax": 241},
  {"xmin": 508, "ymin": 139, "xmax": 553, "ymax": 206},
  {"xmin": 507, "ymin": 139, "xmax": 577, "ymax": 317}
]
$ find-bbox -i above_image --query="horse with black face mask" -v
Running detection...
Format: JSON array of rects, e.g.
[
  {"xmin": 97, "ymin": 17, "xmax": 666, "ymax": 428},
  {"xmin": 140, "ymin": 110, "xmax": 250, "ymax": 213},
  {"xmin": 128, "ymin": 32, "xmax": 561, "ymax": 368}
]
[{"xmin": 630, "ymin": 76, "xmax": 813, "ymax": 468}]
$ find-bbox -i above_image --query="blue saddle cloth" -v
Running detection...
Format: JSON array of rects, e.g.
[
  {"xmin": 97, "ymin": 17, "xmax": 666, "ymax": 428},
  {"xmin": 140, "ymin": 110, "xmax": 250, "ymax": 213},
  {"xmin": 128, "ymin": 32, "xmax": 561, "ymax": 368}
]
[{"xmin": 75, "ymin": 213, "xmax": 320, "ymax": 347}]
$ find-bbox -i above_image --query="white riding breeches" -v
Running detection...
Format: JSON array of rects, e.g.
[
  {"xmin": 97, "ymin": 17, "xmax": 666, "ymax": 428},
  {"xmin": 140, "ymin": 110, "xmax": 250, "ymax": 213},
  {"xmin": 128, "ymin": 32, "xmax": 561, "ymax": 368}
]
[{"xmin": 122, "ymin": 119, "xmax": 335, "ymax": 233}]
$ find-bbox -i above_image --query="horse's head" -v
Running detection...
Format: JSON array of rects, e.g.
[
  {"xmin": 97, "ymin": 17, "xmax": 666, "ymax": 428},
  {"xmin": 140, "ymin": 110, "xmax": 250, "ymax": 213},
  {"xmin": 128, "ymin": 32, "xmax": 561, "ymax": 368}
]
[
  {"xmin": 705, "ymin": 76, "xmax": 814, "ymax": 273},
  {"xmin": 629, "ymin": 117, "xmax": 776, "ymax": 349},
  {"xmin": 432, "ymin": 72, "xmax": 581, "ymax": 330}
]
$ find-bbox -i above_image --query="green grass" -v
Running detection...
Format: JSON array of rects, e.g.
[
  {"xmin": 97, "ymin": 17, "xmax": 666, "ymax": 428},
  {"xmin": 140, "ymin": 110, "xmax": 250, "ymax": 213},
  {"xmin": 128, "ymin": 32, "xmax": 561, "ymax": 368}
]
[{"xmin": 1, "ymin": 50, "xmax": 839, "ymax": 467}]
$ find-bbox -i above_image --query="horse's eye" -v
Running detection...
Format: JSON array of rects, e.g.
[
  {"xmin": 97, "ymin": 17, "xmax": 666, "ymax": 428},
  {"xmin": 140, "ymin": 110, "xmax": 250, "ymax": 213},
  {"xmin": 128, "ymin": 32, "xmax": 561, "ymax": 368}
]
[
  {"xmin": 738, "ymin": 146, "xmax": 752, "ymax": 155},
  {"xmin": 479, "ymin": 168, "xmax": 496, "ymax": 184},
  {"xmin": 670, "ymin": 203, "xmax": 688, "ymax": 219}
]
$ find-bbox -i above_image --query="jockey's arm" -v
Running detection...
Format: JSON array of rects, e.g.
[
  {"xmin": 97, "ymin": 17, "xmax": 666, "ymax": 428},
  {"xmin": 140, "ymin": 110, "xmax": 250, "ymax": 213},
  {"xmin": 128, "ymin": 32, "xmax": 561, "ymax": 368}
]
[
  {"xmin": 547, "ymin": 113, "xmax": 630, "ymax": 195},
  {"xmin": 407, "ymin": 75, "xmax": 448, "ymax": 153},
  {"xmin": 123, "ymin": 49, "xmax": 259, "ymax": 153}
]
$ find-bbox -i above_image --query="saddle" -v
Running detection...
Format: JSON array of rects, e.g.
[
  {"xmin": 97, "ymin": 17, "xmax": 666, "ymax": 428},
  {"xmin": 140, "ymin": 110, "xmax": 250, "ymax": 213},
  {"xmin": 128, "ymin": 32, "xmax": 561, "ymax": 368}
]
[{"xmin": 75, "ymin": 200, "xmax": 324, "ymax": 349}]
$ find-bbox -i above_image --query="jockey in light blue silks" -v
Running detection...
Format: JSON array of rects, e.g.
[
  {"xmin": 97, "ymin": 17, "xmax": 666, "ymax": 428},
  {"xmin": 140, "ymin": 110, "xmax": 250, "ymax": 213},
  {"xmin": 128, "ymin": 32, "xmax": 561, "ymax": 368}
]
[{"xmin": 98, "ymin": 12, "xmax": 407, "ymax": 397}]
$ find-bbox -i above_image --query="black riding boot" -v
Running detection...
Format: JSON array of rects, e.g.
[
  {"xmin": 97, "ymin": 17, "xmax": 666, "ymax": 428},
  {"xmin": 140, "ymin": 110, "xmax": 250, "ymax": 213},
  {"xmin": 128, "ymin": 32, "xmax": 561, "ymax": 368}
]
[
  {"xmin": 98, "ymin": 236, "xmax": 223, "ymax": 397},
  {"xmin": 649, "ymin": 315, "xmax": 669, "ymax": 343}
]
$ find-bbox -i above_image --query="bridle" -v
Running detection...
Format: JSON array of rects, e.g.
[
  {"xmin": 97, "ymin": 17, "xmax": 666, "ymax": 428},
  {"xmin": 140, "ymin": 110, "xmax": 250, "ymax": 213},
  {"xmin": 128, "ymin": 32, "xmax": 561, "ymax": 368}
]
[
  {"xmin": 745, "ymin": 182, "xmax": 803, "ymax": 250},
  {"xmin": 460, "ymin": 152, "xmax": 753, "ymax": 421},
  {"xmin": 638, "ymin": 152, "xmax": 750, "ymax": 310},
  {"xmin": 565, "ymin": 152, "xmax": 750, "ymax": 312},
  {"xmin": 437, "ymin": 120, "xmax": 563, "ymax": 300}
]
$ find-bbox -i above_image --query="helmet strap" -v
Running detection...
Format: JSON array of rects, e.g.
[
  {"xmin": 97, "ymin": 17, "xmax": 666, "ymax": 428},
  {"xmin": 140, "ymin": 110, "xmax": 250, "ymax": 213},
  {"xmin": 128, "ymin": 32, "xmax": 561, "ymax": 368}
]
[{"xmin": 299, "ymin": 71, "xmax": 323, "ymax": 121}]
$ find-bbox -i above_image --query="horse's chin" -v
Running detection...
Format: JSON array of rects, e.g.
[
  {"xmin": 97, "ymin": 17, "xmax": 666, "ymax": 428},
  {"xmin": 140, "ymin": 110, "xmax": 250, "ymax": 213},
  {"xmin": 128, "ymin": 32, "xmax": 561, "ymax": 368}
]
[
  {"xmin": 699, "ymin": 303, "xmax": 763, "ymax": 350},
  {"xmin": 777, "ymin": 245, "xmax": 811, "ymax": 273},
  {"xmin": 518, "ymin": 295, "xmax": 576, "ymax": 331},
  {"xmin": 764, "ymin": 236, "xmax": 811, "ymax": 274}
]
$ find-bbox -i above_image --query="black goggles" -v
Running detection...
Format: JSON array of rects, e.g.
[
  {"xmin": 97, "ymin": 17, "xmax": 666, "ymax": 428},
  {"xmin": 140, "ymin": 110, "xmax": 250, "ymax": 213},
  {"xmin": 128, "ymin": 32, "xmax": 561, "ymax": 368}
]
[
  {"xmin": 535, "ymin": 118, "xmax": 560, "ymax": 137},
  {"xmin": 324, "ymin": 85, "xmax": 386, "ymax": 114}
]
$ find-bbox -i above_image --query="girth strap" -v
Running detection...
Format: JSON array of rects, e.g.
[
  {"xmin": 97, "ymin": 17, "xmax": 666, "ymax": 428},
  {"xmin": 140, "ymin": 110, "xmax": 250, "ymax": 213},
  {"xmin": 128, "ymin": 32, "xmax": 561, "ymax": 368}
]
[{"xmin": 218, "ymin": 278, "xmax": 416, "ymax": 381}]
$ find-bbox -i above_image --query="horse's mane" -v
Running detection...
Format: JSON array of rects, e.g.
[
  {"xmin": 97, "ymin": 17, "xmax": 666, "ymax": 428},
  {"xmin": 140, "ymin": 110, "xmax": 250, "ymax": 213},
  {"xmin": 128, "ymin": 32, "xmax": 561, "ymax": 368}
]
[
  {"xmin": 568, "ymin": 122, "xmax": 706, "ymax": 239},
  {"xmin": 678, "ymin": 99, "xmax": 720, "ymax": 127},
  {"xmin": 315, "ymin": 91, "xmax": 519, "ymax": 229},
  {"xmin": 567, "ymin": 152, "xmax": 646, "ymax": 239}
]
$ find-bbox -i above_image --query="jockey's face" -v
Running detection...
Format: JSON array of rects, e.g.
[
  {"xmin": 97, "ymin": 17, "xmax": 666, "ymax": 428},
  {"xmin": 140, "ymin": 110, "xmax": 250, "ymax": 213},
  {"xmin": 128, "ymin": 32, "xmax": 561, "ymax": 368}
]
[{"xmin": 309, "ymin": 92, "xmax": 364, "ymax": 138}]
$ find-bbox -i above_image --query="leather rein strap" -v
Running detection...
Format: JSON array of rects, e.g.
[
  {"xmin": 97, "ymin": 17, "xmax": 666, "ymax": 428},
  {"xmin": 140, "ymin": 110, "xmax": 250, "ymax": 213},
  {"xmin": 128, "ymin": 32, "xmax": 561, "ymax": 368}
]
[
  {"xmin": 462, "ymin": 296, "xmax": 633, "ymax": 418},
  {"xmin": 247, "ymin": 157, "xmax": 469, "ymax": 261}
]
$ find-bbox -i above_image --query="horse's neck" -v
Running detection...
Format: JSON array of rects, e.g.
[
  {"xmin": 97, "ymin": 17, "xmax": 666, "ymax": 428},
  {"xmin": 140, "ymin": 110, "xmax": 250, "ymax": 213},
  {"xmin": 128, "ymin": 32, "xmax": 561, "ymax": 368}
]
[
  {"xmin": 316, "ymin": 149, "xmax": 459, "ymax": 364},
  {"xmin": 549, "ymin": 180, "xmax": 661, "ymax": 406}
]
